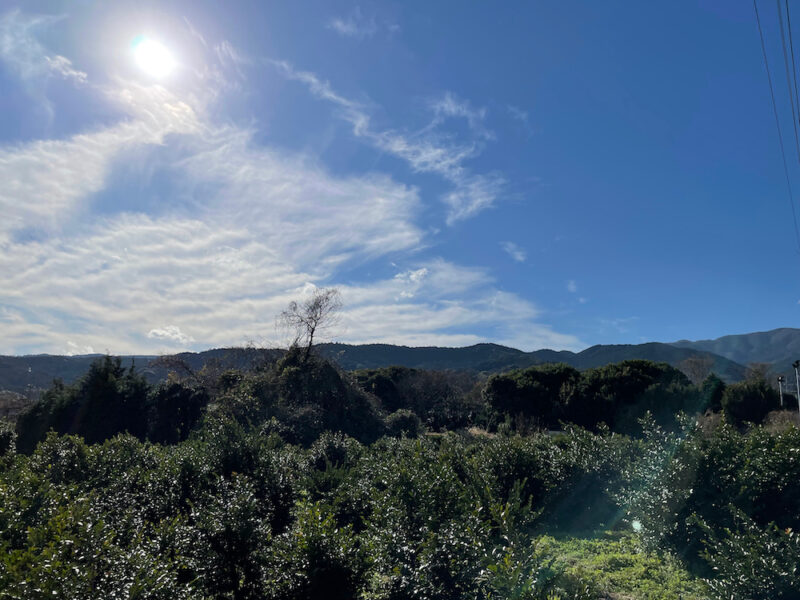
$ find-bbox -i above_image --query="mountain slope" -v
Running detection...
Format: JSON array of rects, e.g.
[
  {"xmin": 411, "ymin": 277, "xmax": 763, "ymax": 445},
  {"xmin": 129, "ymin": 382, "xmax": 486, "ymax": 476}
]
[
  {"xmin": 570, "ymin": 343, "xmax": 745, "ymax": 380},
  {"xmin": 672, "ymin": 327, "xmax": 800, "ymax": 365},
  {"xmin": 316, "ymin": 342, "xmax": 574, "ymax": 371},
  {"xmin": 319, "ymin": 342, "xmax": 744, "ymax": 381},
  {"xmin": 0, "ymin": 338, "xmax": 753, "ymax": 395}
]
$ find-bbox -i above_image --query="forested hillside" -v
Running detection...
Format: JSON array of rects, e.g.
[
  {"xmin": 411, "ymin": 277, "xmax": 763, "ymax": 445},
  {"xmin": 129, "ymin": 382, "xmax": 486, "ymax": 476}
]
[
  {"xmin": 0, "ymin": 328, "xmax": 772, "ymax": 395},
  {"xmin": 672, "ymin": 327, "xmax": 800, "ymax": 365}
]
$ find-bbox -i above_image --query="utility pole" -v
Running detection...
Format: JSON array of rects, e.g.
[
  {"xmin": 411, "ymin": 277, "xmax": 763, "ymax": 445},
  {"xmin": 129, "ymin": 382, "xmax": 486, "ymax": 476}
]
[
  {"xmin": 778, "ymin": 375, "xmax": 786, "ymax": 408},
  {"xmin": 793, "ymin": 361, "xmax": 800, "ymax": 414}
]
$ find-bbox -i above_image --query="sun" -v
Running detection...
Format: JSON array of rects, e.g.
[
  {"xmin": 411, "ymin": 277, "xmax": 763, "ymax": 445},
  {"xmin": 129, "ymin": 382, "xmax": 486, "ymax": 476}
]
[{"xmin": 131, "ymin": 36, "xmax": 176, "ymax": 78}]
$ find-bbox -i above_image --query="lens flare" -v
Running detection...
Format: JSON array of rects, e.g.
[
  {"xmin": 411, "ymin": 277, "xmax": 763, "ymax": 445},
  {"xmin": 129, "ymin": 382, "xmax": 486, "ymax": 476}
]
[{"xmin": 132, "ymin": 36, "xmax": 175, "ymax": 78}]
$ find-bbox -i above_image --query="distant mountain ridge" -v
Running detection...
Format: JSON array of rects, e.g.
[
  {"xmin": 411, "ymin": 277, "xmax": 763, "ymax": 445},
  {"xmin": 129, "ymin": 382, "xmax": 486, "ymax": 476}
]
[
  {"xmin": 316, "ymin": 342, "xmax": 745, "ymax": 381},
  {"xmin": 672, "ymin": 327, "xmax": 800, "ymax": 375},
  {"xmin": 3, "ymin": 327, "xmax": 800, "ymax": 395}
]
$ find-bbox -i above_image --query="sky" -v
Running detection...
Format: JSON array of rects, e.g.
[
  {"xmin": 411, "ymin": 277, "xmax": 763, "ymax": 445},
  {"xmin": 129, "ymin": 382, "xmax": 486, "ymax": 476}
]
[{"xmin": 0, "ymin": 0, "xmax": 799, "ymax": 356}]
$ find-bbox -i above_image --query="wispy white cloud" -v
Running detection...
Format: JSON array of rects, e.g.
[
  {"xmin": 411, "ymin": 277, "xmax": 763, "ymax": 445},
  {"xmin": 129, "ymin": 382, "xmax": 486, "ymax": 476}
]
[
  {"xmin": 328, "ymin": 8, "xmax": 377, "ymax": 38},
  {"xmin": 213, "ymin": 40, "xmax": 249, "ymax": 80},
  {"xmin": 271, "ymin": 60, "xmax": 504, "ymax": 225},
  {"xmin": 0, "ymin": 217, "xmax": 582, "ymax": 353},
  {"xmin": 507, "ymin": 105, "xmax": 529, "ymax": 123},
  {"xmin": 338, "ymin": 260, "xmax": 582, "ymax": 350},
  {"xmin": 44, "ymin": 54, "xmax": 87, "ymax": 83},
  {"xmin": 566, "ymin": 280, "xmax": 578, "ymax": 293},
  {"xmin": 0, "ymin": 10, "xmax": 87, "ymax": 119},
  {"xmin": 501, "ymin": 241, "xmax": 526, "ymax": 262},
  {"xmin": 599, "ymin": 316, "xmax": 639, "ymax": 335},
  {"xmin": 65, "ymin": 341, "xmax": 95, "ymax": 356},
  {"xmin": 0, "ymin": 82, "xmax": 200, "ymax": 241},
  {"xmin": 182, "ymin": 16, "xmax": 208, "ymax": 48},
  {"xmin": 442, "ymin": 175, "xmax": 505, "ymax": 224},
  {"xmin": 507, "ymin": 104, "xmax": 535, "ymax": 137},
  {"xmin": 432, "ymin": 93, "xmax": 493, "ymax": 140},
  {"xmin": 177, "ymin": 127, "xmax": 423, "ymax": 266},
  {"xmin": 327, "ymin": 8, "xmax": 397, "ymax": 39}
]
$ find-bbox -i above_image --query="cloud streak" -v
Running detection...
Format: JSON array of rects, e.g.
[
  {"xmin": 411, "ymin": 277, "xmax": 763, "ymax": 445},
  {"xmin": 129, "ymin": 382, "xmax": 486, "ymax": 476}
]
[
  {"xmin": 0, "ymin": 10, "xmax": 87, "ymax": 120},
  {"xmin": 271, "ymin": 60, "xmax": 504, "ymax": 225},
  {"xmin": 0, "ymin": 82, "xmax": 200, "ymax": 241},
  {"xmin": 328, "ymin": 8, "xmax": 378, "ymax": 39},
  {"xmin": 501, "ymin": 241, "xmax": 527, "ymax": 263}
]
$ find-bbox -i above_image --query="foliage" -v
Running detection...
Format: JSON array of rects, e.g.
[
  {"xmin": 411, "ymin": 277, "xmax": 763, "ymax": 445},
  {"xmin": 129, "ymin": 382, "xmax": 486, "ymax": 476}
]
[
  {"xmin": 620, "ymin": 416, "xmax": 800, "ymax": 583},
  {"xmin": 542, "ymin": 532, "xmax": 708, "ymax": 600},
  {"xmin": 16, "ymin": 356, "xmax": 150, "ymax": 452},
  {"xmin": 4, "ymin": 356, "xmax": 799, "ymax": 598},
  {"xmin": 696, "ymin": 508, "xmax": 800, "ymax": 599},
  {"xmin": 385, "ymin": 408, "xmax": 423, "ymax": 438},
  {"xmin": 147, "ymin": 382, "xmax": 208, "ymax": 444},
  {"xmin": 265, "ymin": 498, "xmax": 366, "ymax": 600},
  {"xmin": 356, "ymin": 366, "xmax": 482, "ymax": 431},
  {"xmin": 484, "ymin": 360, "xmax": 696, "ymax": 434},
  {"xmin": 721, "ymin": 376, "xmax": 780, "ymax": 426},
  {"xmin": 699, "ymin": 373, "xmax": 726, "ymax": 413},
  {"xmin": 0, "ymin": 420, "xmax": 16, "ymax": 459},
  {"xmin": 484, "ymin": 363, "xmax": 580, "ymax": 431}
]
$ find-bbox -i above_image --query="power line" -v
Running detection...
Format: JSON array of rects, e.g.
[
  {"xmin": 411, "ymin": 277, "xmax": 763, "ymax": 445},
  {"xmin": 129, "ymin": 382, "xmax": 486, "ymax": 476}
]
[
  {"xmin": 776, "ymin": 0, "xmax": 800, "ymax": 162},
  {"xmin": 754, "ymin": 0, "xmax": 800, "ymax": 252},
  {"xmin": 784, "ymin": 0, "xmax": 800, "ymax": 120}
]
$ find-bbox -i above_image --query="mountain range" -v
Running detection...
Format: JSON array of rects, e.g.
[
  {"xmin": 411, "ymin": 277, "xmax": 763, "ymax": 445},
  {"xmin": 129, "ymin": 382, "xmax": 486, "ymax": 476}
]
[{"xmin": 2, "ymin": 327, "xmax": 800, "ymax": 395}]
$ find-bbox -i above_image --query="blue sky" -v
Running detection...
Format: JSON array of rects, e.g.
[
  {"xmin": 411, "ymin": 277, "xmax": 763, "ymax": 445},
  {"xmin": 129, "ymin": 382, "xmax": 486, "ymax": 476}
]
[{"xmin": 0, "ymin": 1, "xmax": 797, "ymax": 355}]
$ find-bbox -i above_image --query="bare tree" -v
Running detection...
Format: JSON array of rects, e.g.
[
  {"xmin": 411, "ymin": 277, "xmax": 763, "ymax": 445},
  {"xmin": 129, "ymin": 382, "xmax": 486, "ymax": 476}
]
[
  {"xmin": 280, "ymin": 287, "xmax": 342, "ymax": 361},
  {"xmin": 745, "ymin": 362, "xmax": 772, "ymax": 383},
  {"xmin": 677, "ymin": 355, "xmax": 714, "ymax": 385}
]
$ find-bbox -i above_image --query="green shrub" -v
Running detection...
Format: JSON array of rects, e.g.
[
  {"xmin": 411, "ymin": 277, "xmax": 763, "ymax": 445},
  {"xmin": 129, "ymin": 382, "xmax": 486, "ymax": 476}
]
[
  {"xmin": 697, "ymin": 508, "xmax": 800, "ymax": 599},
  {"xmin": 0, "ymin": 420, "xmax": 16, "ymax": 458},
  {"xmin": 16, "ymin": 356, "xmax": 151, "ymax": 452},
  {"xmin": 185, "ymin": 475, "xmax": 272, "ymax": 599},
  {"xmin": 484, "ymin": 363, "xmax": 580, "ymax": 431},
  {"xmin": 355, "ymin": 367, "xmax": 481, "ymax": 431},
  {"xmin": 721, "ymin": 378, "xmax": 780, "ymax": 426},
  {"xmin": 265, "ymin": 499, "xmax": 366, "ymax": 600},
  {"xmin": 385, "ymin": 409, "xmax": 423, "ymax": 438},
  {"xmin": 147, "ymin": 382, "xmax": 208, "ymax": 444}
]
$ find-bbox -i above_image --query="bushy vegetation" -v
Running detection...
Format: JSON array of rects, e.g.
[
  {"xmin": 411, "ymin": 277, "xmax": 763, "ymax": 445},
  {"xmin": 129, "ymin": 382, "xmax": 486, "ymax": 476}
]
[
  {"xmin": 484, "ymin": 360, "xmax": 784, "ymax": 433},
  {"xmin": 3, "ymin": 352, "xmax": 799, "ymax": 598},
  {"xmin": 354, "ymin": 366, "xmax": 482, "ymax": 431}
]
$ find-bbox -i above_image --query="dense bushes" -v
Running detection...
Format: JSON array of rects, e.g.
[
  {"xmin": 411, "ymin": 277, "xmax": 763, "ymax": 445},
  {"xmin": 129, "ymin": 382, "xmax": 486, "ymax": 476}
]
[
  {"xmin": 0, "ymin": 420, "xmax": 15, "ymax": 458},
  {"xmin": 213, "ymin": 348, "xmax": 386, "ymax": 446},
  {"xmin": 15, "ymin": 357, "xmax": 208, "ymax": 453},
  {"xmin": 621, "ymin": 418, "xmax": 800, "ymax": 591},
  {"xmin": 697, "ymin": 508, "xmax": 800, "ymax": 599},
  {"xmin": 484, "ymin": 360, "xmax": 698, "ymax": 433},
  {"xmin": 0, "ymin": 425, "xmax": 595, "ymax": 599},
  {"xmin": 721, "ymin": 377, "xmax": 780, "ymax": 426},
  {"xmin": 16, "ymin": 350, "xmax": 385, "ymax": 452},
  {"xmin": 18, "ymin": 353, "xmax": 785, "ymax": 456},
  {"xmin": 483, "ymin": 363, "xmax": 580, "ymax": 430},
  {"xmin": 16, "ymin": 357, "xmax": 150, "ymax": 452},
  {"xmin": 6, "ymin": 354, "xmax": 800, "ymax": 598},
  {"xmin": 354, "ymin": 366, "xmax": 481, "ymax": 431},
  {"xmin": 3, "ymin": 411, "xmax": 800, "ymax": 598}
]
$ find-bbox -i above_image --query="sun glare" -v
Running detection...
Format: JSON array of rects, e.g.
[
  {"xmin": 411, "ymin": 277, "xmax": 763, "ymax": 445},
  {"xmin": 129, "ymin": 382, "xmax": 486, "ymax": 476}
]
[{"xmin": 132, "ymin": 36, "xmax": 175, "ymax": 78}]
